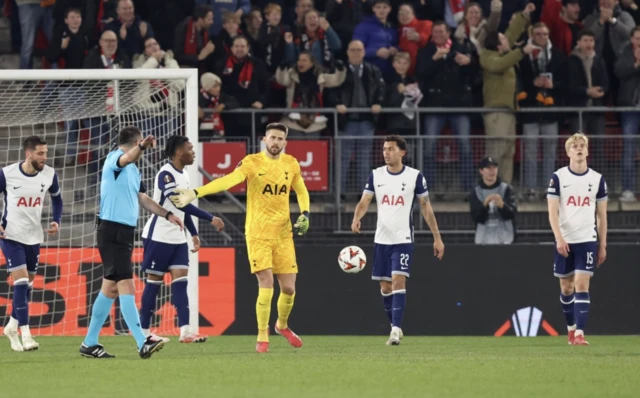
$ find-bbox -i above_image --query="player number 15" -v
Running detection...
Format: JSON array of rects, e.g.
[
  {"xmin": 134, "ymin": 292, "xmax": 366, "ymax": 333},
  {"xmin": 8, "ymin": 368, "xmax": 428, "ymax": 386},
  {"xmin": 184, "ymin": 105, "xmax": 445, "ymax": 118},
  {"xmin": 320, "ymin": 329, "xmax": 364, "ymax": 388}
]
[{"xmin": 586, "ymin": 252, "xmax": 594, "ymax": 265}]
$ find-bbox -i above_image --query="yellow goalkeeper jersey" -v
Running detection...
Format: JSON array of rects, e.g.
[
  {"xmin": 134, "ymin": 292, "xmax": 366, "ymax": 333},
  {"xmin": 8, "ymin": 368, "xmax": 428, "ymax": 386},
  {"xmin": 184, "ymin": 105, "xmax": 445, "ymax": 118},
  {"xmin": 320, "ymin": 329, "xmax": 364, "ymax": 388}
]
[{"xmin": 196, "ymin": 151, "xmax": 310, "ymax": 240}]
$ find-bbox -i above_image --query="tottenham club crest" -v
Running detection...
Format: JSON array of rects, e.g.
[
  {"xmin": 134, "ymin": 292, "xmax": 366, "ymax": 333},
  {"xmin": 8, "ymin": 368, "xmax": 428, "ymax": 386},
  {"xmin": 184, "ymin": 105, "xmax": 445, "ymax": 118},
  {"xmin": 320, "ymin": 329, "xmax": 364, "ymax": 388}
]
[{"xmin": 164, "ymin": 174, "xmax": 172, "ymax": 183}]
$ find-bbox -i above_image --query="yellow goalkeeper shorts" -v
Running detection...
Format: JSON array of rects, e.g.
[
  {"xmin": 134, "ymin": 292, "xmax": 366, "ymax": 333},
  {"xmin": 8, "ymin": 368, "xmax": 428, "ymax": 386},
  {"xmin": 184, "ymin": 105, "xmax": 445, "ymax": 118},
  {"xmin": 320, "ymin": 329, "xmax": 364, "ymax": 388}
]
[{"xmin": 246, "ymin": 237, "xmax": 298, "ymax": 275}]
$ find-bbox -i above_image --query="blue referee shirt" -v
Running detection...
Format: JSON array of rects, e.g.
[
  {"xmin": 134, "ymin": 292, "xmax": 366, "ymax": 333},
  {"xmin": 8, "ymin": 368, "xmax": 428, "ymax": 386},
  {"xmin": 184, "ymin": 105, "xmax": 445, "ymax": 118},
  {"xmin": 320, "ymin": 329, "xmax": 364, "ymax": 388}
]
[{"xmin": 100, "ymin": 149, "xmax": 146, "ymax": 227}]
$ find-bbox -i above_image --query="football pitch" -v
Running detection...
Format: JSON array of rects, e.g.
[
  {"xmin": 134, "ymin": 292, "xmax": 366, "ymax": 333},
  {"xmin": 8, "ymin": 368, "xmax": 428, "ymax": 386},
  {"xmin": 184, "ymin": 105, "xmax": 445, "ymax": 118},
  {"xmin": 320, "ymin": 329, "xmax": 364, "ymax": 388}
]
[{"xmin": 2, "ymin": 336, "xmax": 639, "ymax": 398}]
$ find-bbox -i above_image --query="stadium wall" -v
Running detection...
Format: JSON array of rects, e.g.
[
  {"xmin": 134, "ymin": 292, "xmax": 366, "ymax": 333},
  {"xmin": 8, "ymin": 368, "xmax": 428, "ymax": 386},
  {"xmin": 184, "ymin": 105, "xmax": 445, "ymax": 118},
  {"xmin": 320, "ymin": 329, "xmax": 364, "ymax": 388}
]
[
  {"xmin": 2, "ymin": 245, "xmax": 638, "ymax": 336},
  {"xmin": 227, "ymin": 244, "xmax": 640, "ymax": 336}
]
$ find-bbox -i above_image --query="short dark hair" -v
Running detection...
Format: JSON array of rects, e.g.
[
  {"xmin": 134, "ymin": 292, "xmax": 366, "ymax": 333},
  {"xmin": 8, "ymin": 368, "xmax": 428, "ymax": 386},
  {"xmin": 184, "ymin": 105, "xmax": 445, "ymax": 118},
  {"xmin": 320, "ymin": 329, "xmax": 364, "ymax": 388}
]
[
  {"xmin": 165, "ymin": 135, "xmax": 190, "ymax": 159},
  {"xmin": 265, "ymin": 122, "xmax": 288, "ymax": 137},
  {"xmin": 118, "ymin": 126, "xmax": 142, "ymax": 146},
  {"xmin": 576, "ymin": 28, "xmax": 595, "ymax": 41},
  {"xmin": 65, "ymin": 7, "xmax": 82, "ymax": 18},
  {"xmin": 432, "ymin": 20, "xmax": 448, "ymax": 29},
  {"xmin": 23, "ymin": 136, "xmax": 47, "ymax": 151},
  {"xmin": 484, "ymin": 31, "xmax": 500, "ymax": 51},
  {"xmin": 232, "ymin": 35, "xmax": 250, "ymax": 46},
  {"xmin": 194, "ymin": 4, "xmax": 212, "ymax": 20},
  {"xmin": 384, "ymin": 134, "xmax": 407, "ymax": 151}
]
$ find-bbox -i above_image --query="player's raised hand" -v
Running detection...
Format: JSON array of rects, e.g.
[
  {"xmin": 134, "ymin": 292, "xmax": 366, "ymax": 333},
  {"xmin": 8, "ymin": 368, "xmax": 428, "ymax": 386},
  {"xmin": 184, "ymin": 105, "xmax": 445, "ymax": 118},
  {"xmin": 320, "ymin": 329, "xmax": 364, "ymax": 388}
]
[
  {"xmin": 167, "ymin": 213, "xmax": 184, "ymax": 231},
  {"xmin": 293, "ymin": 213, "xmax": 309, "ymax": 236},
  {"xmin": 140, "ymin": 135, "xmax": 156, "ymax": 149},
  {"xmin": 351, "ymin": 219, "xmax": 361, "ymax": 233},
  {"xmin": 556, "ymin": 237, "xmax": 570, "ymax": 258},
  {"xmin": 170, "ymin": 188, "xmax": 197, "ymax": 207},
  {"xmin": 433, "ymin": 238, "xmax": 445, "ymax": 260},
  {"xmin": 597, "ymin": 245, "xmax": 607, "ymax": 267},
  {"xmin": 191, "ymin": 235, "xmax": 201, "ymax": 253},
  {"xmin": 46, "ymin": 222, "xmax": 59, "ymax": 236},
  {"xmin": 211, "ymin": 217, "xmax": 225, "ymax": 232}
]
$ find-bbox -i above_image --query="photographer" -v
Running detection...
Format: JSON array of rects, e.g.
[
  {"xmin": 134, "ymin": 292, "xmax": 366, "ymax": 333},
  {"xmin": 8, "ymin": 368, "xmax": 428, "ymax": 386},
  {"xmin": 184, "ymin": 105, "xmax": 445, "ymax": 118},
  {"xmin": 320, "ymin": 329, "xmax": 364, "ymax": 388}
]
[{"xmin": 469, "ymin": 157, "xmax": 517, "ymax": 245}]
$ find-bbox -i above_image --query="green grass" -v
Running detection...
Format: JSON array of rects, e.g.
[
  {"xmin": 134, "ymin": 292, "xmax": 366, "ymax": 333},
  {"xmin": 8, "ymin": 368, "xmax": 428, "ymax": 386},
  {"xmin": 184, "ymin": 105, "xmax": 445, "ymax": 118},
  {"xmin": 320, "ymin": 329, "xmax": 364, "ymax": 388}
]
[{"xmin": 3, "ymin": 336, "xmax": 640, "ymax": 398}]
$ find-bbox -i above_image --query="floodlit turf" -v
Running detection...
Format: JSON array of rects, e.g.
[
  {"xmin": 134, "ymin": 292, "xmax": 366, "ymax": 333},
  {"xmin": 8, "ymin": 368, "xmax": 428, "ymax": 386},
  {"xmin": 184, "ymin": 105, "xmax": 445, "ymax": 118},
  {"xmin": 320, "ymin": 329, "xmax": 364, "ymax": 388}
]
[{"xmin": 2, "ymin": 336, "xmax": 639, "ymax": 398}]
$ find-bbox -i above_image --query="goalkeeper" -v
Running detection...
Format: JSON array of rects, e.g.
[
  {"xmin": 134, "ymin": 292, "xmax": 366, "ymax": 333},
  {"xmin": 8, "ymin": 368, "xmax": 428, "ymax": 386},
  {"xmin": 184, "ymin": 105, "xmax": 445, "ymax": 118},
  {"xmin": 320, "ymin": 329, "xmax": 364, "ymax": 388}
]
[{"xmin": 171, "ymin": 123, "xmax": 310, "ymax": 353}]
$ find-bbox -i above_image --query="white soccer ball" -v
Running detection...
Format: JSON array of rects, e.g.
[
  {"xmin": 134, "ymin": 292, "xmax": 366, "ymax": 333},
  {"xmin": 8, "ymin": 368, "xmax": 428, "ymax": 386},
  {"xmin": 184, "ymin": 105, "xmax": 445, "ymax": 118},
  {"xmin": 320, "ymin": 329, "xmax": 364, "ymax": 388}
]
[{"xmin": 338, "ymin": 246, "xmax": 367, "ymax": 274}]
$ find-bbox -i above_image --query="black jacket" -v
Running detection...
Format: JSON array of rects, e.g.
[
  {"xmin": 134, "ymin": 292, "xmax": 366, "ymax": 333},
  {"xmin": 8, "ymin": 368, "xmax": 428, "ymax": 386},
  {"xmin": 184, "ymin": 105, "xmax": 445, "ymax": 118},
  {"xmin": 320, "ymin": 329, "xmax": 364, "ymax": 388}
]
[
  {"xmin": 566, "ymin": 52, "xmax": 609, "ymax": 107},
  {"xmin": 415, "ymin": 40, "xmax": 477, "ymax": 107},
  {"xmin": 383, "ymin": 73, "xmax": 417, "ymax": 132},
  {"xmin": 82, "ymin": 47, "xmax": 131, "ymax": 69},
  {"xmin": 326, "ymin": 0, "xmax": 367, "ymax": 51},
  {"xmin": 173, "ymin": 17, "xmax": 215, "ymax": 72},
  {"xmin": 614, "ymin": 43, "xmax": 640, "ymax": 106},
  {"xmin": 255, "ymin": 23, "xmax": 291, "ymax": 74},
  {"xmin": 326, "ymin": 62, "xmax": 385, "ymax": 128},
  {"xmin": 214, "ymin": 56, "xmax": 270, "ymax": 108},
  {"xmin": 47, "ymin": 27, "xmax": 90, "ymax": 69},
  {"xmin": 469, "ymin": 178, "xmax": 517, "ymax": 225},
  {"xmin": 517, "ymin": 45, "xmax": 566, "ymax": 123}
]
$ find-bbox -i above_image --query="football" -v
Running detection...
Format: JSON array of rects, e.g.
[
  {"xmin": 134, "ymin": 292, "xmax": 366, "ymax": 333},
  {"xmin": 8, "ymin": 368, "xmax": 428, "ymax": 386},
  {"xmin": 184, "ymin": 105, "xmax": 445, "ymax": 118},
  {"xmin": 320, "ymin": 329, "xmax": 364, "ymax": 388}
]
[{"xmin": 338, "ymin": 246, "xmax": 367, "ymax": 274}]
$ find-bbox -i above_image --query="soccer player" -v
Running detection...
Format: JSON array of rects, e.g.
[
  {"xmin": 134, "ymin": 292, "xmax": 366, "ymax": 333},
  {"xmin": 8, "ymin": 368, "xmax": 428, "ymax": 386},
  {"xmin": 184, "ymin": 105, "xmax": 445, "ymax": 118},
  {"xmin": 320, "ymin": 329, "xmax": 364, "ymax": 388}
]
[
  {"xmin": 0, "ymin": 136, "xmax": 63, "ymax": 352},
  {"xmin": 79, "ymin": 126, "xmax": 184, "ymax": 359},
  {"xmin": 547, "ymin": 132, "xmax": 607, "ymax": 346},
  {"xmin": 139, "ymin": 135, "xmax": 224, "ymax": 343},
  {"xmin": 170, "ymin": 123, "xmax": 310, "ymax": 353},
  {"xmin": 351, "ymin": 135, "xmax": 445, "ymax": 346}
]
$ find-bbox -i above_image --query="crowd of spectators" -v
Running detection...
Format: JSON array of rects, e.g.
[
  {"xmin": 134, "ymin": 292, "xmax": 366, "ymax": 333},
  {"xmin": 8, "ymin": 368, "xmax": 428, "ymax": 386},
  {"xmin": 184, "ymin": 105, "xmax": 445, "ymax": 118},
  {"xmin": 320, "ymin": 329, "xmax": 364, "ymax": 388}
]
[{"xmin": 2, "ymin": 0, "xmax": 639, "ymax": 201}]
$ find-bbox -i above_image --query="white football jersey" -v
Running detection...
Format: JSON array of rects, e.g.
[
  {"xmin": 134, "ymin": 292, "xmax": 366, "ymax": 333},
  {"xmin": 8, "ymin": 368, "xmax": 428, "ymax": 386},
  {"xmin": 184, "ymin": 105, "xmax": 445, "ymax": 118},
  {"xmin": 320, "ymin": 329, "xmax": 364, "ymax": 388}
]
[
  {"xmin": 0, "ymin": 162, "xmax": 60, "ymax": 245},
  {"xmin": 363, "ymin": 165, "xmax": 429, "ymax": 245},
  {"xmin": 142, "ymin": 163, "xmax": 192, "ymax": 244},
  {"xmin": 547, "ymin": 166, "xmax": 607, "ymax": 244}
]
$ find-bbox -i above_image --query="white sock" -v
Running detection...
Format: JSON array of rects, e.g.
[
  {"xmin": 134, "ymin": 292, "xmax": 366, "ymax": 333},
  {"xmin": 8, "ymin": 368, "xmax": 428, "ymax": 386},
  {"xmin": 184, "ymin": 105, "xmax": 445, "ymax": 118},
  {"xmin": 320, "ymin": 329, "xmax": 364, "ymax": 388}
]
[
  {"xmin": 20, "ymin": 325, "xmax": 31, "ymax": 338},
  {"xmin": 142, "ymin": 328, "xmax": 150, "ymax": 337},
  {"xmin": 575, "ymin": 329, "xmax": 584, "ymax": 336},
  {"xmin": 568, "ymin": 325, "xmax": 577, "ymax": 332},
  {"xmin": 7, "ymin": 316, "xmax": 18, "ymax": 330},
  {"xmin": 391, "ymin": 326, "xmax": 401, "ymax": 334},
  {"xmin": 180, "ymin": 325, "xmax": 190, "ymax": 337}
]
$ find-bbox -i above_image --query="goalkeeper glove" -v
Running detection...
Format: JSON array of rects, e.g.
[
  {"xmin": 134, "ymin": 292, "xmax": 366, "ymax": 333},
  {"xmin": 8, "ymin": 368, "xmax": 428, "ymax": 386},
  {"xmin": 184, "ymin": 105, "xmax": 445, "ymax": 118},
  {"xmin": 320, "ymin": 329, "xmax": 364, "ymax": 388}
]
[
  {"xmin": 170, "ymin": 188, "xmax": 198, "ymax": 208},
  {"xmin": 293, "ymin": 212, "xmax": 310, "ymax": 236}
]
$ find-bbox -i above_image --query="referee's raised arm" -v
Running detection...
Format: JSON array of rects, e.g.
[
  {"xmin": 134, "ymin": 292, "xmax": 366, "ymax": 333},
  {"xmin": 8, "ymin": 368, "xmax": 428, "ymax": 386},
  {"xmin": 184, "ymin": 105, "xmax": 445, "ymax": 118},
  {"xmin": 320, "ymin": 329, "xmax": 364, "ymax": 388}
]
[{"xmin": 116, "ymin": 134, "xmax": 156, "ymax": 168}]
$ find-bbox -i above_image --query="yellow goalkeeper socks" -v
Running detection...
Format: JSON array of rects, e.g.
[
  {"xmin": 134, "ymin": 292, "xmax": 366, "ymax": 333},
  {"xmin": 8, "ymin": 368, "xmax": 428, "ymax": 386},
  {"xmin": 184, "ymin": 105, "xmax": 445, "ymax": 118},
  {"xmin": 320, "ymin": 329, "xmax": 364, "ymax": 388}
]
[
  {"xmin": 276, "ymin": 292, "xmax": 296, "ymax": 330},
  {"xmin": 256, "ymin": 287, "xmax": 274, "ymax": 342}
]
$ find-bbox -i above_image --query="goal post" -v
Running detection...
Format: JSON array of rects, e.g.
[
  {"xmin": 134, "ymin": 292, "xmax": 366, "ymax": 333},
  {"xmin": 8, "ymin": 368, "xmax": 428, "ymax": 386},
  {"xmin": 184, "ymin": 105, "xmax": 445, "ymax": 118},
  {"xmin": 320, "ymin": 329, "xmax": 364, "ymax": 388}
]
[{"xmin": 0, "ymin": 68, "xmax": 201, "ymax": 336}]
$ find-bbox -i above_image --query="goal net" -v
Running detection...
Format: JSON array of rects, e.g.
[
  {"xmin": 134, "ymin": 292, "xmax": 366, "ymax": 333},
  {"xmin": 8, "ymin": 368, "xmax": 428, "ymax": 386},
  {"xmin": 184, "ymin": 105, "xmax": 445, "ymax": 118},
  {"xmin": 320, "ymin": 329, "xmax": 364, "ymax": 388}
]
[{"xmin": 0, "ymin": 68, "xmax": 201, "ymax": 337}]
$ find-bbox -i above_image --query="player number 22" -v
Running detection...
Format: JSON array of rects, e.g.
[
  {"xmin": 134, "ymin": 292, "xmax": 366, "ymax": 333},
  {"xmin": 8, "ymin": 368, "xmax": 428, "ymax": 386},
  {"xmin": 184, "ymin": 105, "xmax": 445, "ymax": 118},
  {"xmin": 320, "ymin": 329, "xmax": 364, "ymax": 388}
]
[
  {"xmin": 400, "ymin": 253, "xmax": 410, "ymax": 267},
  {"xmin": 586, "ymin": 252, "xmax": 594, "ymax": 265}
]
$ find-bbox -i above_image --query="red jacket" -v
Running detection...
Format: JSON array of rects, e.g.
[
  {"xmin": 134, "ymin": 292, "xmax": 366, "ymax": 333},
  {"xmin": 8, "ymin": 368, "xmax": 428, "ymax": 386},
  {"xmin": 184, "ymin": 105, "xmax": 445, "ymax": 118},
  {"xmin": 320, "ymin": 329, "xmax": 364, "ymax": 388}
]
[
  {"xmin": 540, "ymin": 0, "xmax": 582, "ymax": 56},
  {"xmin": 398, "ymin": 18, "xmax": 432, "ymax": 76}
]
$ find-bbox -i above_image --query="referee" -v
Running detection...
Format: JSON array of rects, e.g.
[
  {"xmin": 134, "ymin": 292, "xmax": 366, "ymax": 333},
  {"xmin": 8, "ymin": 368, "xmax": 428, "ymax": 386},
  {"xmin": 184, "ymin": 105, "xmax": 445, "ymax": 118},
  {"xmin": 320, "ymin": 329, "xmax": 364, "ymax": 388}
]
[{"xmin": 80, "ymin": 126, "xmax": 184, "ymax": 359}]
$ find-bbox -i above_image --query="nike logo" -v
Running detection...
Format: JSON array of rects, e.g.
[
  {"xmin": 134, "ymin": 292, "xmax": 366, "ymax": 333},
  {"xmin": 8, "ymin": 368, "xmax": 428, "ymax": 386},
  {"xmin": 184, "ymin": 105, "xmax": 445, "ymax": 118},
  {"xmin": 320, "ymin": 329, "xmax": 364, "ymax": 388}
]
[
  {"xmin": 586, "ymin": 266, "xmax": 594, "ymax": 270},
  {"xmin": 377, "ymin": 184, "xmax": 385, "ymax": 187},
  {"xmin": 401, "ymin": 266, "xmax": 409, "ymax": 270},
  {"xmin": 563, "ymin": 185, "xmax": 571, "ymax": 188},
  {"xmin": 258, "ymin": 173, "xmax": 266, "ymax": 176},
  {"xmin": 580, "ymin": 311, "xmax": 588, "ymax": 314},
  {"xmin": 13, "ymin": 186, "xmax": 20, "ymax": 189}
]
